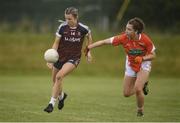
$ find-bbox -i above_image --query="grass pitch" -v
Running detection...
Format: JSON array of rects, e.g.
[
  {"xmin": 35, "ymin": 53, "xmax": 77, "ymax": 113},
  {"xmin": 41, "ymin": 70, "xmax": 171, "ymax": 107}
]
[{"xmin": 0, "ymin": 75, "xmax": 180, "ymax": 122}]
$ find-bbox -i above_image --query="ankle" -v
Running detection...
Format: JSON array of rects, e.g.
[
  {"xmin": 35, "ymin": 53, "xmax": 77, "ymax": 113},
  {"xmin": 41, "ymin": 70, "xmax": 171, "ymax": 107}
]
[
  {"xmin": 137, "ymin": 108, "xmax": 143, "ymax": 112},
  {"xmin": 59, "ymin": 92, "xmax": 64, "ymax": 100},
  {"xmin": 49, "ymin": 97, "xmax": 57, "ymax": 107}
]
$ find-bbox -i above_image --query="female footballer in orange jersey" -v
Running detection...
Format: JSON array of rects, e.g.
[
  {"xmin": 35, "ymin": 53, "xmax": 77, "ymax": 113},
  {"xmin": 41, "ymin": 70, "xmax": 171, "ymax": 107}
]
[
  {"xmin": 44, "ymin": 7, "xmax": 93, "ymax": 113},
  {"xmin": 86, "ymin": 17, "xmax": 156, "ymax": 116}
]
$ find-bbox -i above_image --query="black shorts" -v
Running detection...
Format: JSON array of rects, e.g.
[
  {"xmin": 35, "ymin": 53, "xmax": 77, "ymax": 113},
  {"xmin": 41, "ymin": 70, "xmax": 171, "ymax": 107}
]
[{"xmin": 53, "ymin": 59, "xmax": 80, "ymax": 70}]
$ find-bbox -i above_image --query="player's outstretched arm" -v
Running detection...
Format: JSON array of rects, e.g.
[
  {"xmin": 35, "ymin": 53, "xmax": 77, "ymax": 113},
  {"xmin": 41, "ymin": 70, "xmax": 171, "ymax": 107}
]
[{"xmin": 88, "ymin": 38, "xmax": 111, "ymax": 50}]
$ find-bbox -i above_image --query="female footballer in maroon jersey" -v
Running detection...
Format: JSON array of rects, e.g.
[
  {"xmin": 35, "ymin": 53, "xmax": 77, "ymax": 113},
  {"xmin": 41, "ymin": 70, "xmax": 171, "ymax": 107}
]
[{"xmin": 44, "ymin": 7, "xmax": 93, "ymax": 113}]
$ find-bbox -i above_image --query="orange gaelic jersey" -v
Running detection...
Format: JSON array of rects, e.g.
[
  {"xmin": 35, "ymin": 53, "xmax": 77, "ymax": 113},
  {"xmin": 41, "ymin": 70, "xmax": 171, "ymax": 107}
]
[{"xmin": 111, "ymin": 33, "xmax": 155, "ymax": 72}]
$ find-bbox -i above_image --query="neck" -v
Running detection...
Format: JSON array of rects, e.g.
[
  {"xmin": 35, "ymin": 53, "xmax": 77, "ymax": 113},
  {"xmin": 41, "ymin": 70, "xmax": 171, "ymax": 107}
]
[
  {"xmin": 70, "ymin": 21, "xmax": 78, "ymax": 27},
  {"xmin": 135, "ymin": 34, "xmax": 139, "ymax": 40},
  {"xmin": 131, "ymin": 34, "xmax": 139, "ymax": 40}
]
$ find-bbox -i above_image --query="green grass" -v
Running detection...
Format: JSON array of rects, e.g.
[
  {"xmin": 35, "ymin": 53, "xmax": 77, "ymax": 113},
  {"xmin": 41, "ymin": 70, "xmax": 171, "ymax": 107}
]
[{"xmin": 0, "ymin": 75, "xmax": 180, "ymax": 122}]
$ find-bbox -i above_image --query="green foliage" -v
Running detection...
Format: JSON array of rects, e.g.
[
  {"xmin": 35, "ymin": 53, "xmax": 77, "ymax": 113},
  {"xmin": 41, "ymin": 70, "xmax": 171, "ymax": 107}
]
[{"xmin": 0, "ymin": 0, "xmax": 180, "ymax": 32}]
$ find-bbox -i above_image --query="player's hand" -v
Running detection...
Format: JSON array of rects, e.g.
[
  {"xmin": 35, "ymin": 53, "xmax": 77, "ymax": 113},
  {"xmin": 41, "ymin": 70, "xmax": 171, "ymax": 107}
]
[
  {"xmin": 46, "ymin": 62, "xmax": 53, "ymax": 69},
  {"xmin": 86, "ymin": 51, "xmax": 92, "ymax": 63},
  {"xmin": 134, "ymin": 56, "xmax": 143, "ymax": 63},
  {"xmin": 84, "ymin": 46, "xmax": 90, "ymax": 56}
]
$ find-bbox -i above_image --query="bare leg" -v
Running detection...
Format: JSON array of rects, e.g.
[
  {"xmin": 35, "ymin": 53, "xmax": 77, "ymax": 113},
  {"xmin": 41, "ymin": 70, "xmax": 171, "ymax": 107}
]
[
  {"xmin": 44, "ymin": 62, "xmax": 76, "ymax": 113},
  {"xmin": 123, "ymin": 75, "xmax": 136, "ymax": 97},
  {"xmin": 52, "ymin": 62, "xmax": 76, "ymax": 99},
  {"xmin": 135, "ymin": 70, "xmax": 150, "ymax": 113}
]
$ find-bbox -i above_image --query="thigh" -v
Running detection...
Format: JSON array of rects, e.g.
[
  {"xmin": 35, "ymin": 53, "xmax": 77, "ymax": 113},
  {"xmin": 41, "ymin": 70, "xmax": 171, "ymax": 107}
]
[
  {"xmin": 123, "ymin": 75, "xmax": 136, "ymax": 92},
  {"xmin": 135, "ymin": 70, "xmax": 150, "ymax": 89},
  {"xmin": 56, "ymin": 62, "xmax": 76, "ymax": 78}
]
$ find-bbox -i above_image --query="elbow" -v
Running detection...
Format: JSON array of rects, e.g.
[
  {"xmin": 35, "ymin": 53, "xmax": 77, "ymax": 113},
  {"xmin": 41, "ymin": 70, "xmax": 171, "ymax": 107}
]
[{"xmin": 151, "ymin": 52, "xmax": 156, "ymax": 60}]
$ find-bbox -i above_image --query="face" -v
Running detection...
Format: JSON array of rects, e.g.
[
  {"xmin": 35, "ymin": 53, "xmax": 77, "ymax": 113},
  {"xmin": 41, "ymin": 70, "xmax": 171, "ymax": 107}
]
[
  {"xmin": 125, "ymin": 23, "xmax": 136, "ymax": 38},
  {"xmin": 65, "ymin": 14, "xmax": 78, "ymax": 27}
]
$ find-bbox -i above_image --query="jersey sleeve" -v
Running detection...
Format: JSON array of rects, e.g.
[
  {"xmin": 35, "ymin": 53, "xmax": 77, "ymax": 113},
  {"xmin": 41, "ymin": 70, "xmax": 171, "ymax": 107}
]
[
  {"xmin": 144, "ymin": 35, "xmax": 156, "ymax": 54},
  {"xmin": 111, "ymin": 34, "xmax": 126, "ymax": 46},
  {"xmin": 84, "ymin": 26, "xmax": 91, "ymax": 36},
  {"xmin": 85, "ymin": 27, "xmax": 91, "ymax": 36},
  {"xmin": 79, "ymin": 23, "xmax": 91, "ymax": 36},
  {"xmin": 55, "ymin": 23, "xmax": 66, "ymax": 37}
]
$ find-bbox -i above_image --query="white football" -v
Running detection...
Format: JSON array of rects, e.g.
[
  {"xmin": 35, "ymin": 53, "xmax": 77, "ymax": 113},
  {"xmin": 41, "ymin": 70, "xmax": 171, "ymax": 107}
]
[{"xmin": 44, "ymin": 49, "xmax": 59, "ymax": 63}]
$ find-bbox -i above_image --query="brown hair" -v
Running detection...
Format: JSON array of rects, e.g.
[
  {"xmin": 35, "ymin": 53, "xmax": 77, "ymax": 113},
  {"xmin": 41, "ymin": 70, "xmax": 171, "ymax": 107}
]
[
  {"xmin": 128, "ymin": 17, "xmax": 145, "ymax": 34},
  {"xmin": 65, "ymin": 7, "xmax": 78, "ymax": 18}
]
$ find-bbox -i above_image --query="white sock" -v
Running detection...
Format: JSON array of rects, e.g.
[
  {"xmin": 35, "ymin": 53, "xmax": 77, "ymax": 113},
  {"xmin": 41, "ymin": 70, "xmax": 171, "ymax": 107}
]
[
  {"xmin": 59, "ymin": 92, "xmax": 64, "ymax": 101},
  {"xmin": 49, "ymin": 97, "xmax": 56, "ymax": 107}
]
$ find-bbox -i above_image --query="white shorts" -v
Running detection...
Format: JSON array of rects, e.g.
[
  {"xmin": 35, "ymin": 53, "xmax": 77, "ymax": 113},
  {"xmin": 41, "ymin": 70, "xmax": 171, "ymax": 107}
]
[{"xmin": 125, "ymin": 57, "xmax": 151, "ymax": 77}]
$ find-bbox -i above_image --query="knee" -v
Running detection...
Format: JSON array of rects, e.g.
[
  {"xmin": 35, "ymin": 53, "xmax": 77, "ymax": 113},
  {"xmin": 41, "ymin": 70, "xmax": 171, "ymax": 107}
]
[
  {"xmin": 56, "ymin": 73, "xmax": 64, "ymax": 81},
  {"xmin": 123, "ymin": 91, "xmax": 131, "ymax": 97},
  {"xmin": 52, "ymin": 77, "xmax": 56, "ymax": 83},
  {"xmin": 135, "ymin": 86, "xmax": 142, "ymax": 95}
]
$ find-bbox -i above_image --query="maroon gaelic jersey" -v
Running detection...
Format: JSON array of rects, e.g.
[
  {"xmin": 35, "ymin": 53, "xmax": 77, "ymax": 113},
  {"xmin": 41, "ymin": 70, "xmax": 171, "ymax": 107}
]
[{"xmin": 56, "ymin": 22, "xmax": 90, "ymax": 62}]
